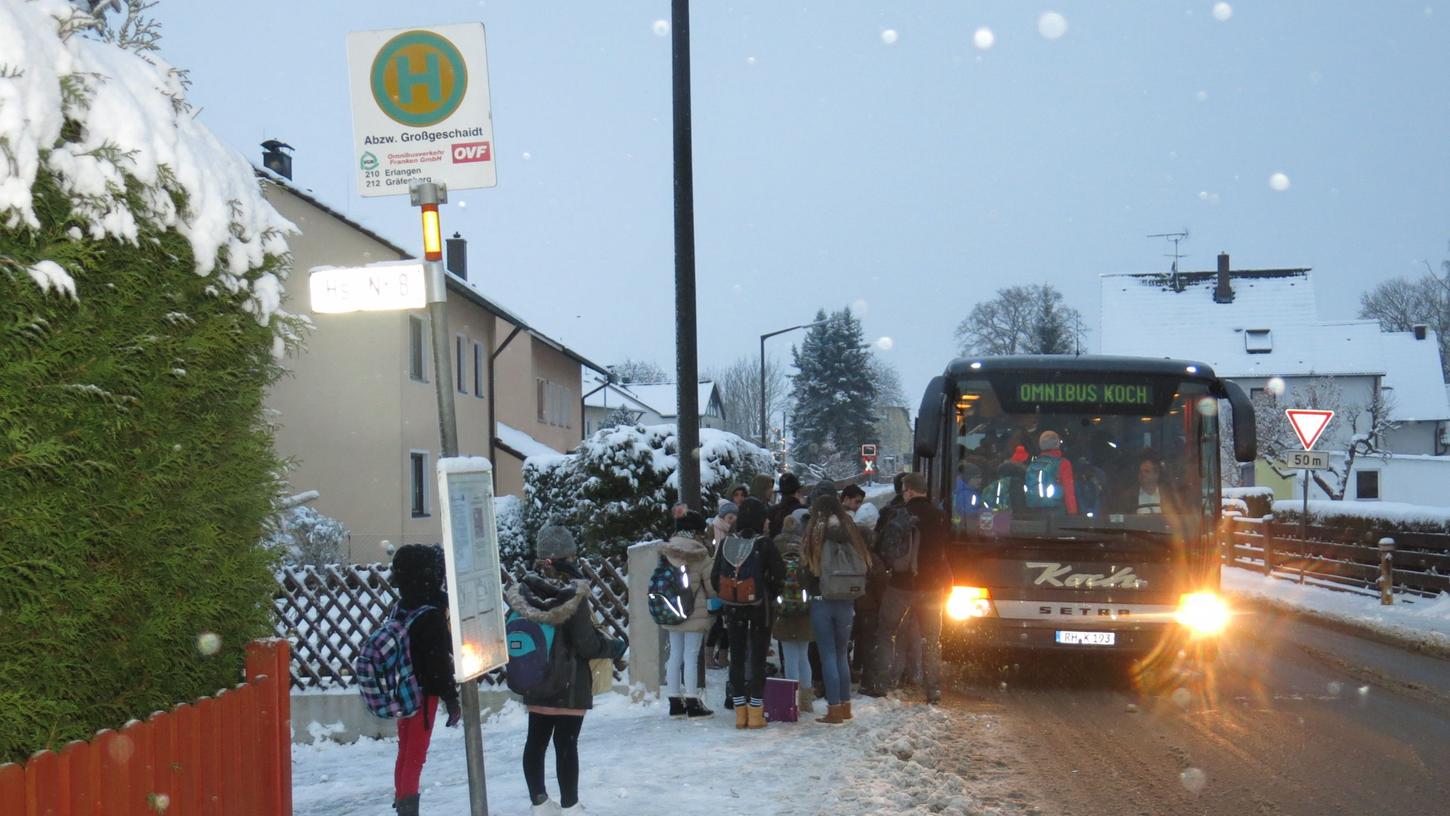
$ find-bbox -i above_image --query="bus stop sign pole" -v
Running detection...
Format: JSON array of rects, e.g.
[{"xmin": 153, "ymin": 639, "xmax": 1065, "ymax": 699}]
[{"xmin": 413, "ymin": 180, "xmax": 490, "ymax": 816}]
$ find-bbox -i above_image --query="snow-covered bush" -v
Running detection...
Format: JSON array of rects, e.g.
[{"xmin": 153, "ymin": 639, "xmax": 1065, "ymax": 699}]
[
  {"xmin": 263, "ymin": 506, "xmax": 350, "ymax": 566},
  {"xmin": 494, "ymin": 494, "xmax": 529, "ymax": 569},
  {"xmin": 521, "ymin": 425, "xmax": 772, "ymax": 559},
  {"xmin": 0, "ymin": 1, "xmax": 300, "ymax": 761},
  {"xmin": 1271, "ymin": 500, "xmax": 1450, "ymax": 536},
  {"xmin": 1224, "ymin": 486, "xmax": 1274, "ymax": 518}
]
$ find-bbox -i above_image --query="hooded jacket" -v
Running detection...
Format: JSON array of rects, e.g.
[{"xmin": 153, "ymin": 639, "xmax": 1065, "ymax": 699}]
[
  {"xmin": 391, "ymin": 544, "xmax": 458, "ymax": 709},
  {"xmin": 503, "ymin": 568, "xmax": 622, "ymax": 713},
  {"xmin": 659, "ymin": 534, "xmax": 717, "ymax": 633}
]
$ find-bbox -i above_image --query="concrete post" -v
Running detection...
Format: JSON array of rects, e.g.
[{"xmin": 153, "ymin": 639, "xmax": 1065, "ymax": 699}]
[
  {"xmin": 627, "ymin": 539, "xmax": 668, "ymax": 695},
  {"xmin": 1378, "ymin": 537, "xmax": 1395, "ymax": 606}
]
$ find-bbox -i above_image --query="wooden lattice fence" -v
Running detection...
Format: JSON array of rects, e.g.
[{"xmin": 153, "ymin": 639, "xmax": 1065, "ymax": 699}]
[{"xmin": 274, "ymin": 557, "xmax": 629, "ymax": 690}]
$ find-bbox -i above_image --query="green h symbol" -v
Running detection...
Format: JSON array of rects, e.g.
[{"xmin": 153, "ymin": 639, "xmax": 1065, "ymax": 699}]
[{"xmin": 394, "ymin": 52, "xmax": 442, "ymax": 105}]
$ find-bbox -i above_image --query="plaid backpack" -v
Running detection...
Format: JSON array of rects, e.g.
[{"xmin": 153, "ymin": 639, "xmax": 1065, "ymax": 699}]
[
  {"xmin": 647, "ymin": 555, "xmax": 696, "ymax": 626},
  {"xmin": 355, "ymin": 605, "xmax": 435, "ymax": 720}
]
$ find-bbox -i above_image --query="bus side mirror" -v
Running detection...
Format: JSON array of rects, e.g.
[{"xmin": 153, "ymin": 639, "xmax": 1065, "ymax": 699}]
[
  {"xmin": 1221, "ymin": 379, "xmax": 1257, "ymax": 463},
  {"xmin": 914, "ymin": 376, "xmax": 946, "ymax": 459}
]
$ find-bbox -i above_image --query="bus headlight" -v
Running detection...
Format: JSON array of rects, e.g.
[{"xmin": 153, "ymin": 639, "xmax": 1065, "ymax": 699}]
[
  {"xmin": 1175, "ymin": 592, "xmax": 1230, "ymax": 635},
  {"xmin": 947, "ymin": 586, "xmax": 995, "ymax": 621}
]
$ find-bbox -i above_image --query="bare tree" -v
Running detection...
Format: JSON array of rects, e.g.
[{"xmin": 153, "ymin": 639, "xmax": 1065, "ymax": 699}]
[
  {"xmin": 609, "ymin": 358, "xmax": 670, "ymax": 385},
  {"xmin": 956, "ymin": 284, "xmax": 1087, "ymax": 356},
  {"xmin": 1359, "ymin": 248, "xmax": 1450, "ymax": 380},
  {"xmin": 1248, "ymin": 377, "xmax": 1399, "ymax": 500},
  {"xmin": 709, "ymin": 355, "xmax": 788, "ymax": 443}
]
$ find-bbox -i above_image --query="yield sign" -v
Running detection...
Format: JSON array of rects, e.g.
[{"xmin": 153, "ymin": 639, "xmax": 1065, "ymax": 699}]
[{"xmin": 1285, "ymin": 409, "xmax": 1334, "ymax": 450}]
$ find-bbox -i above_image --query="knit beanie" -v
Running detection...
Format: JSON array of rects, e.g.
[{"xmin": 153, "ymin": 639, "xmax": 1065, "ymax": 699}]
[
  {"xmin": 716, "ymin": 501, "xmax": 739, "ymax": 519},
  {"xmin": 675, "ymin": 510, "xmax": 707, "ymax": 533},
  {"xmin": 535, "ymin": 525, "xmax": 577, "ymax": 560}
]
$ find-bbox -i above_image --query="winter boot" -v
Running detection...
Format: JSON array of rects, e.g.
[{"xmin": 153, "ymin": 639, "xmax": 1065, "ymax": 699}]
[
  {"xmin": 842, "ymin": 701, "xmax": 853, "ymax": 720},
  {"xmin": 817, "ymin": 704, "xmax": 846, "ymax": 725},
  {"xmin": 735, "ymin": 705, "xmax": 749, "ymax": 729},
  {"xmin": 668, "ymin": 696, "xmax": 686, "ymax": 717},
  {"xmin": 797, "ymin": 687, "xmax": 814, "ymax": 714},
  {"xmin": 395, "ymin": 795, "xmax": 420, "ymax": 816},
  {"xmin": 531, "ymin": 798, "xmax": 563, "ymax": 815},
  {"xmin": 685, "ymin": 697, "xmax": 713, "ymax": 718},
  {"xmin": 746, "ymin": 704, "xmax": 767, "ymax": 729},
  {"xmin": 560, "ymin": 804, "xmax": 589, "ymax": 814}
]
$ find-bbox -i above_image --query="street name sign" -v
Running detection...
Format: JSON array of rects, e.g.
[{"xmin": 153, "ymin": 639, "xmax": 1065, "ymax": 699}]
[
  {"xmin": 436, "ymin": 457, "xmax": 508, "ymax": 682},
  {"xmin": 309, "ymin": 261, "xmax": 426, "ymax": 314},
  {"xmin": 1282, "ymin": 450, "xmax": 1330, "ymax": 470},
  {"xmin": 1285, "ymin": 409, "xmax": 1334, "ymax": 450},
  {"xmin": 346, "ymin": 23, "xmax": 497, "ymax": 198}
]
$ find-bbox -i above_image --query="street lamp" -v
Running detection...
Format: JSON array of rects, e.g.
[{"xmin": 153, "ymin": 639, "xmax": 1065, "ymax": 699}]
[{"xmin": 760, "ymin": 319, "xmax": 827, "ymax": 448}]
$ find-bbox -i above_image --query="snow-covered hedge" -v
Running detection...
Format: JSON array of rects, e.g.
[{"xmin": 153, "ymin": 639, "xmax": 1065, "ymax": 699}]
[
  {"xmin": 1271, "ymin": 500, "xmax": 1450, "ymax": 536},
  {"xmin": 521, "ymin": 425, "xmax": 772, "ymax": 559},
  {"xmin": 1224, "ymin": 486, "xmax": 1275, "ymax": 518},
  {"xmin": 263, "ymin": 506, "xmax": 350, "ymax": 566},
  {"xmin": 494, "ymin": 494, "xmax": 528, "ymax": 568},
  {"xmin": 0, "ymin": 1, "xmax": 299, "ymax": 762}
]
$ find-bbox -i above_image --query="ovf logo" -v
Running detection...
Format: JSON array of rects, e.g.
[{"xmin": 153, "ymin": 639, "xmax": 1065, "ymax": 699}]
[
  {"xmin": 370, "ymin": 30, "xmax": 468, "ymax": 127},
  {"xmin": 452, "ymin": 141, "xmax": 491, "ymax": 164}
]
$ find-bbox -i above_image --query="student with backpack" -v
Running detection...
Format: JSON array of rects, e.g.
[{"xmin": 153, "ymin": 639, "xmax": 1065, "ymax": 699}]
[
  {"xmin": 710, "ymin": 496, "xmax": 786, "ymax": 729},
  {"xmin": 861, "ymin": 473, "xmax": 953, "ymax": 703},
  {"xmin": 802, "ymin": 494, "xmax": 873, "ymax": 724},
  {"xmin": 652, "ymin": 511, "xmax": 716, "ymax": 718},
  {"xmin": 357, "ymin": 544, "xmax": 460, "ymax": 816},
  {"xmin": 1026, "ymin": 430, "xmax": 1078, "ymax": 515},
  {"xmin": 772, "ymin": 510, "xmax": 815, "ymax": 715},
  {"xmin": 504, "ymin": 526, "xmax": 627, "ymax": 815}
]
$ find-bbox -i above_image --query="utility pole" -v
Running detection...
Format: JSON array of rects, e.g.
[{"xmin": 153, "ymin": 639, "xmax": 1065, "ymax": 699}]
[{"xmin": 672, "ymin": 0, "xmax": 701, "ymax": 511}]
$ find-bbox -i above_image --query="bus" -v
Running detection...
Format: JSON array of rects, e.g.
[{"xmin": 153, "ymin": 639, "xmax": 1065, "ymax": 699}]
[{"xmin": 912, "ymin": 355, "xmax": 1257, "ymax": 658}]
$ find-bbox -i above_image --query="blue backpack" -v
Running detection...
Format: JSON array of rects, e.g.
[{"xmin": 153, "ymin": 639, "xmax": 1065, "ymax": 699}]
[
  {"xmin": 1026, "ymin": 455, "xmax": 1065, "ymax": 509},
  {"xmin": 505, "ymin": 609, "xmax": 574, "ymax": 699},
  {"xmin": 355, "ymin": 605, "xmax": 435, "ymax": 720}
]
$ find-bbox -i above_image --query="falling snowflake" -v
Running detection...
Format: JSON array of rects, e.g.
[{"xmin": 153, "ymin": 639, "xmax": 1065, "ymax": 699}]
[
  {"xmin": 1038, "ymin": 12, "xmax": 1068, "ymax": 40},
  {"xmin": 1269, "ymin": 172, "xmax": 1291, "ymax": 191},
  {"xmin": 652, "ymin": 20, "xmax": 669, "ymax": 37},
  {"xmin": 881, "ymin": 29, "xmax": 899, "ymax": 45},
  {"xmin": 196, "ymin": 632, "xmax": 222, "ymax": 656},
  {"xmin": 1180, "ymin": 767, "xmax": 1208, "ymax": 793},
  {"xmin": 1212, "ymin": 2, "xmax": 1233, "ymax": 22},
  {"xmin": 973, "ymin": 27, "xmax": 995, "ymax": 50}
]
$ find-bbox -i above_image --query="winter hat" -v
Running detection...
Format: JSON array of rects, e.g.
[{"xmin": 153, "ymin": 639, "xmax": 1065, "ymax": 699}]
[
  {"xmin": 535, "ymin": 525, "xmax": 578, "ymax": 560},
  {"xmin": 750, "ymin": 474, "xmax": 775, "ymax": 501},
  {"xmin": 779, "ymin": 471, "xmax": 802, "ymax": 497},
  {"xmin": 736, "ymin": 497, "xmax": 769, "ymax": 536},
  {"xmin": 391, "ymin": 543, "xmax": 441, "ymax": 608},
  {"xmin": 790, "ymin": 508, "xmax": 810, "ymax": 528},
  {"xmin": 675, "ymin": 510, "xmax": 707, "ymax": 533},
  {"xmin": 716, "ymin": 501, "xmax": 738, "ymax": 521},
  {"xmin": 808, "ymin": 481, "xmax": 837, "ymax": 507}
]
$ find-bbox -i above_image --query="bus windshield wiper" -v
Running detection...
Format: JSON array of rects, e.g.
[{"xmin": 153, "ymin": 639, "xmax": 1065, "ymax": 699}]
[{"xmin": 1054, "ymin": 525, "xmax": 1174, "ymax": 548}]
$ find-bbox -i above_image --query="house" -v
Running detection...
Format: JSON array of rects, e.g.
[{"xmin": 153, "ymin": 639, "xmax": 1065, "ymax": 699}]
[
  {"xmin": 582, "ymin": 379, "xmax": 726, "ymax": 434},
  {"xmin": 875, "ymin": 405, "xmax": 914, "ymax": 476},
  {"xmin": 259, "ymin": 162, "xmax": 605, "ymax": 562},
  {"xmin": 1100, "ymin": 253, "xmax": 1450, "ymax": 502}
]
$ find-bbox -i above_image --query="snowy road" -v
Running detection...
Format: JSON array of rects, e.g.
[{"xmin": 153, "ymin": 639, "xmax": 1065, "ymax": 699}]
[{"xmin": 978, "ymin": 605, "xmax": 1450, "ymax": 816}]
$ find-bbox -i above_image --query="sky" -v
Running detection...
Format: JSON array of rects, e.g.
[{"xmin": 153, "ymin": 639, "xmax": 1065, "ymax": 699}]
[{"xmin": 154, "ymin": 1, "xmax": 1450, "ymax": 405}]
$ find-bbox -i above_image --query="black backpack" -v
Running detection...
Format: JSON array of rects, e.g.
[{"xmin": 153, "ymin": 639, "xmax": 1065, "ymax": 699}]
[{"xmin": 878, "ymin": 509, "xmax": 921, "ymax": 576}]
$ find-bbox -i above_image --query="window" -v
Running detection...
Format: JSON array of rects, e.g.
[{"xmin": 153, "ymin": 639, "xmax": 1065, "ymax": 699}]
[
  {"xmin": 1245, "ymin": 329, "xmax": 1273, "ymax": 354},
  {"xmin": 1356, "ymin": 470, "xmax": 1380, "ymax": 500},
  {"xmin": 536, "ymin": 378, "xmax": 547, "ymax": 423},
  {"xmin": 409, "ymin": 451, "xmax": 429, "ymax": 517},
  {"xmin": 535, "ymin": 379, "xmax": 574, "ymax": 428},
  {"xmin": 408, "ymin": 316, "xmax": 427, "ymax": 381},
  {"xmin": 456, "ymin": 335, "xmax": 467, "ymax": 395},
  {"xmin": 473, "ymin": 342, "xmax": 484, "ymax": 398}
]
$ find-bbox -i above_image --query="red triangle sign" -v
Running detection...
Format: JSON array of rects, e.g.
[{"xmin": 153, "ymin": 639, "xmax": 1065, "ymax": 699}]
[{"xmin": 1285, "ymin": 409, "xmax": 1334, "ymax": 450}]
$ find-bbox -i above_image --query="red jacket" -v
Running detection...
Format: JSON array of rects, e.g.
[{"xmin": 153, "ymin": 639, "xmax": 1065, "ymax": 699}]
[{"xmin": 1038, "ymin": 450, "xmax": 1078, "ymax": 515}]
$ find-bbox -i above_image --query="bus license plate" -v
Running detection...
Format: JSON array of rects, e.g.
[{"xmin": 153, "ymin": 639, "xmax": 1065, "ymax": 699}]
[{"xmin": 1056, "ymin": 631, "xmax": 1116, "ymax": 646}]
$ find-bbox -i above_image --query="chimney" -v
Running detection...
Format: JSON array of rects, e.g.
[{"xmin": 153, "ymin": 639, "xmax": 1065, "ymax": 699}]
[
  {"xmin": 1413, "ymin": 323, "xmax": 1429, "ymax": 341},
  {"xmin": 1213, "ymin": 252, "xmax": 1234, "ymax": 303},
  {"xmin": 445, "ymin": 232, "xmax": 467, "ymax": 280},
  {"xmin": 260, "ymin": 140, "xmax": 293, "ymax": 180}
]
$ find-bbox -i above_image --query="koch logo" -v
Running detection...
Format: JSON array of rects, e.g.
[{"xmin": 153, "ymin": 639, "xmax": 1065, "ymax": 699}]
[{"xmin": 452, "ymin": 141, "xmax": 492, "ymax": 163}]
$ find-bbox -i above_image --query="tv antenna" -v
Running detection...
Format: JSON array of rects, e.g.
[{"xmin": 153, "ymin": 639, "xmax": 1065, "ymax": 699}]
[{"xmin": 1147, "ymin": 230, "xmax": 1190, "ymax": 273}]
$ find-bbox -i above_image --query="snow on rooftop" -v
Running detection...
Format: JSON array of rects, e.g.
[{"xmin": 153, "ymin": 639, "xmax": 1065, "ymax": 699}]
[
  {"xmin": 0, "ymin": 0, "xmax": 293, "ymax": 325},
  {"xmin": 623, "ymin": 381, "xmax": 717, "ymax": 419},
  {"xmin": 1100, "ymin": 268, "xmax": 1448, "ymax": 421},
  {"xmin": 583, "ymin": 381, "xmax": 654, "ymax": 413},
  {"xmin": 496, "ymin": 422, "xmax": 563, "ymax": 460}
]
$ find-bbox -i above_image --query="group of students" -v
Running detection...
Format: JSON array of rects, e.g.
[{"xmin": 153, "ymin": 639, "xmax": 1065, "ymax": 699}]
[
  {"xmin": 656, "ymin": 469, "xmax": 954, "ymax": 732},
  {"xmin": 370, "ymin": 470, "xmax": 953, "ymax": 815}
]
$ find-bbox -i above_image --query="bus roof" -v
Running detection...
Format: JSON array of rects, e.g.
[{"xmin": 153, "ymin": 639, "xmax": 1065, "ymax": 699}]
[{"xmin": 943, "ymin": 354, "xmax": 1218, "ymax": 380}]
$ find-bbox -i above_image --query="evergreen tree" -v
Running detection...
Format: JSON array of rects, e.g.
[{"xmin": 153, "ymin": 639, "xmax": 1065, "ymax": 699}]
[{"xmin": 789, "ymin": 308, "xmax": 878, "ymax": 465}]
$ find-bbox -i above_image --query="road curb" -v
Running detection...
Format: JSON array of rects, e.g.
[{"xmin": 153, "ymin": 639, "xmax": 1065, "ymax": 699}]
[{"xmin": 1226, "ymin": 591, "xmax": 1450, "ymax": 661}]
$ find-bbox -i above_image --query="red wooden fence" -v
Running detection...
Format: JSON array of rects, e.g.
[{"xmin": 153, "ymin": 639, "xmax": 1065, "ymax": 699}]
[{"xmin": 0, "ymin": 639, "xmax": 292, "ymax": 816}]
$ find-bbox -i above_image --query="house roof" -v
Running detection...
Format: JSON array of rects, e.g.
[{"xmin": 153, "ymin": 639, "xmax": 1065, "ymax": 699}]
[
  {"xmin": 607, "ymin": 381, "xmax": 719, "ymax": 420},
  {"xmin": 583, "ymin": 381, "xmax": 656, "ymax": 414},
  {"xmin": 1099, "ymin": 266, "xmax": 1449, "ymax": 421},
  {"xmin": 257, "ymin": 167, "xmax": 607, "ymax": 376}
]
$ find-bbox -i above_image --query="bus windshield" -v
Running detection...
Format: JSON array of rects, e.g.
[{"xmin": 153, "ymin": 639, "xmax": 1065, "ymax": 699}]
[{"xmin": 948, "ymin": 373, "xmax": 1219, "ymax": 546}]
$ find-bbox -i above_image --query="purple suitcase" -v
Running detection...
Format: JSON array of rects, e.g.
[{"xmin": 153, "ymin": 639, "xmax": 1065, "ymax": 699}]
[{"xmin": 763, "ymin": 677, "xmax": 799, "ymax": 723}]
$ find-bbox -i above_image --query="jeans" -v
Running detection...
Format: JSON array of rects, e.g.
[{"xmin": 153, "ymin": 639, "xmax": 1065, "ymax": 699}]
[
  {"xmin": 665, "ymin": 629, "xmax": 705, "ymax": 699},
  {"xmin": 868, "ymin": 587, "xmax": 944, "ymax": 699},
  {"xmin": 811, "ymin": 599, "xmax": 856, "ymax": 705},
  {"xmin": 892, "ymin": 609, "xmax": 923, "ymax": 687},
  {"xmin": 779, "ymin": 640, "xmax": 812, "ymax": 687},
  {"xmin": 394, "ymin": 696, "xmax": 439, "ymax": 798},
  {"xmin": 727, "ymin": 604, "xmax": 771, "ymax": 705},
  {"xmin": 523, "ymin": 712, "xmax": 584, "ymax": 808}
]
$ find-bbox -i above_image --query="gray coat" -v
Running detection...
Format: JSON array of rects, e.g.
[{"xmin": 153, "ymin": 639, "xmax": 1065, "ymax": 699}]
[{"xmin": 503, "ymin": 573, "xmax": 620, "ymax": 712}]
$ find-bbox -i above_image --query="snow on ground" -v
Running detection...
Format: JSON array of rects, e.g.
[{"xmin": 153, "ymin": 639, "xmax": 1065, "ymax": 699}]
[
  {"xmin": 1223, "ymin": 566, "xmax": 1450, "ymax": 651},
  {"xmin": 293, "ymin": 675, "xmax": 1035, "ymax": 816}
]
